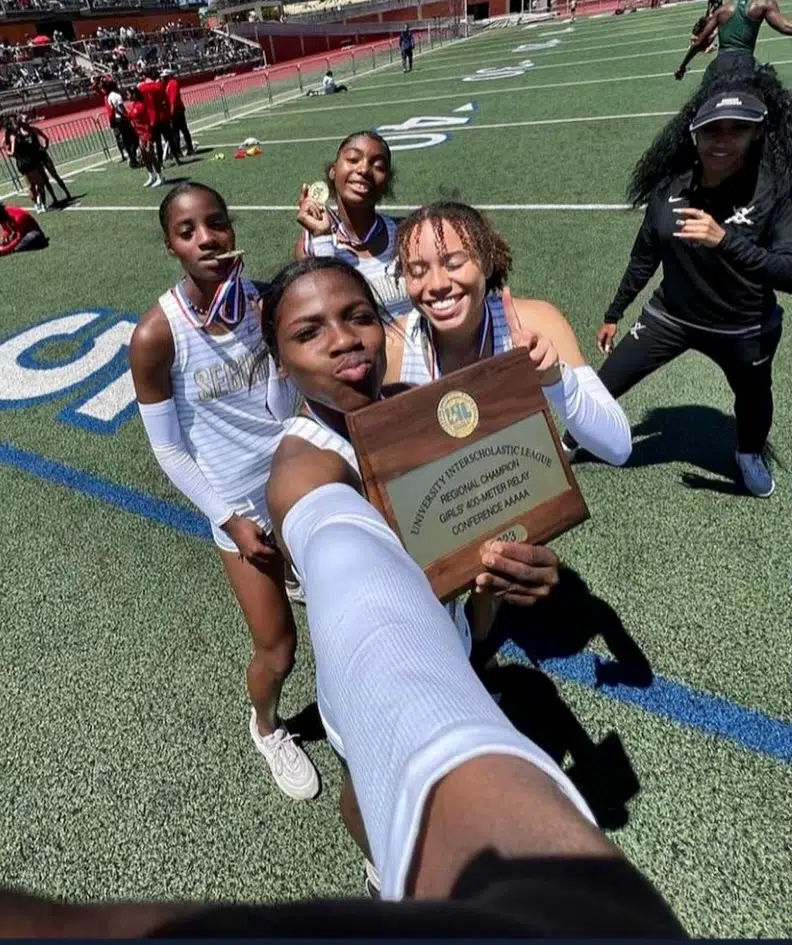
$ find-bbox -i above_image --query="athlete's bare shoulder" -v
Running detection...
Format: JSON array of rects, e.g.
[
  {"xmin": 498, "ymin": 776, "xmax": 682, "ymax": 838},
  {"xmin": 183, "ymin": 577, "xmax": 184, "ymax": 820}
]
[
  {"xmin": 747, "ymin": 0, "xmax": 770, "ymax": 19},
  {"xmin": 130, "ymin": 301, "xmax": 174, "ymax": 372}
]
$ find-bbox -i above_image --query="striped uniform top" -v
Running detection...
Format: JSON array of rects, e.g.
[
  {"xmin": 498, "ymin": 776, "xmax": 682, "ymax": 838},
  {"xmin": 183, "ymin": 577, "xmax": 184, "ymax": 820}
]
[
  {"xmin": 400, "ymin": 294, "xmax": 513, "ymax": 386},
  {"xmin": 283, "ymin": 412, "xmax": 472, "ymax": 655},
  {"xmin": 304, "ymin": 215, "xmax": 413, "ymax": 319},
  {"xmin": 160, "ymin": 280, "xmax": 300, "ymax": 518}
]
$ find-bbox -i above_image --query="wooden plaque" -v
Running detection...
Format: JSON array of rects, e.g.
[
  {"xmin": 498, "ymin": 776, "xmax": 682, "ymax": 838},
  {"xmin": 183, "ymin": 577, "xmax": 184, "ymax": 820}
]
[{"xmin": 346, "ymin": 348, "xmax": 589, "ymax": 602}]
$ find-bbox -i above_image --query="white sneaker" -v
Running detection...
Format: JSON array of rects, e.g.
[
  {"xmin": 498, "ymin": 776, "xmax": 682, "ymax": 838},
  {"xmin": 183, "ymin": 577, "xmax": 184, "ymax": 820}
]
[
  {"xmin": 735, "ymin": 451, "xmax": 775, "ymax": 498},
  {"xmin": 364, "ymin": 859, "xmax": 381, "ymax": 898},
  {"xmin": 143, "ymin": 174, "xmax": 154, "ymax": 187},
  {"xmin": 152, "ymin": 175, "xmax": 165, "ymax": 188},
  {"xmin": 285, "ymin": 576, "xmax": 305, "ymax": 605},
  {"xmin": 249, "ymin": 709, "xmax": 319, "ymax": 800}
]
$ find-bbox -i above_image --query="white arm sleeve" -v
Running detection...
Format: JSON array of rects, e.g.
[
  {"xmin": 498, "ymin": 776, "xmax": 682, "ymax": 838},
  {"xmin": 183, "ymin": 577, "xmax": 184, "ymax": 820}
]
[
  {"xmin": 543, "ymin": 364, "xmax": 632, "ymax": 466},
  {"xmin": 282, "ymin": 482, "xmax": 595, "ymax": 902},
  {"xmin": 138, "ymin": 399, "xmax": 236, "ymax": 528}
]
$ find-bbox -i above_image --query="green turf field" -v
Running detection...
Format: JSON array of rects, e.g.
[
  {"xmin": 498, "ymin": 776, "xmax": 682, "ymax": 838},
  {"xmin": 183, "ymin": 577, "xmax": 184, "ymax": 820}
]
[{"xmin": 1, "ymin": 4, "xmax": 791, "ymax": 934}]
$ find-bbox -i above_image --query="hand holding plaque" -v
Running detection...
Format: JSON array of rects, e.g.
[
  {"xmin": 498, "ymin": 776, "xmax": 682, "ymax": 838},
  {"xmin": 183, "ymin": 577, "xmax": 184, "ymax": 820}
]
[{"xmin": 346, "ymin": 348, "xmax": 589, "ymax": 602}]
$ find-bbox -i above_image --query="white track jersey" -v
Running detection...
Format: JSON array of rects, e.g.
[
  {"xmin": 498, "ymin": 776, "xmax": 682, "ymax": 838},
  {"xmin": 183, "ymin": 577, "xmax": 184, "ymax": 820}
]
[
  {"xmin": 160, "ymin": 281, "xmax": 300, "ymax": 533},
  {"xmin": 400, "ymin": 294, "xmax": 513, "ymax": 385},
  {"xmin": 304, "ymin": 215, "xmax": 413, "ymax": 319}
]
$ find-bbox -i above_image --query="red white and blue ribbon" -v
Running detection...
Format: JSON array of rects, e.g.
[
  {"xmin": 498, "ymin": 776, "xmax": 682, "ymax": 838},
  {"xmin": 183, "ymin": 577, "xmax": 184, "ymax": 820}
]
[
  {"xmin": 173, "ymin": 256, "xmax": 247, "ymax": 330},
  {"xmin": 326, "ymin": 207, "xmax": 384, "ymax": 249}
]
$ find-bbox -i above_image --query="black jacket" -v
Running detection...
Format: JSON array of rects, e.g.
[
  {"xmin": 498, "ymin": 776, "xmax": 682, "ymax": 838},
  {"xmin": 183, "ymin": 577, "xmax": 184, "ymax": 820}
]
[{"xmin": 605, "ymin": 162, "xmax": 792, "ymax": 330}]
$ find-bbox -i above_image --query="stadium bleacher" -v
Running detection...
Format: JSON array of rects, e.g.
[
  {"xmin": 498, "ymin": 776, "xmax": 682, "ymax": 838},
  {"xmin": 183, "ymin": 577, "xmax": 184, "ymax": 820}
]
[{"xmin": 0, "ymin": 22, "xmax": 261, "ymax": 112}]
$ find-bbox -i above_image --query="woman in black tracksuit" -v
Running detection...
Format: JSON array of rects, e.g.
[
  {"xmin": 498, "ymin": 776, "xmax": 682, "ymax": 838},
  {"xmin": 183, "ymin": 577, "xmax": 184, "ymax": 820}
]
[{"xmin": 565, "ymin": 67, "xmax": 792, "ymax": 498}]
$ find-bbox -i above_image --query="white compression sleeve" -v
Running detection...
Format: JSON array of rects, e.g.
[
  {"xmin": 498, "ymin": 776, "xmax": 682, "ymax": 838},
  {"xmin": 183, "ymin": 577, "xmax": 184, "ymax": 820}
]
[
  {"xmin": 137, "ymin": 400, "xmax": 236, "ymax": 528},
  {"xmin": 543, "ymin": 364, "xmax": 632, "ymax": 466},
  {"xmin": 282, "ymin": 482, "xmax": 596, "ymax": 901}
]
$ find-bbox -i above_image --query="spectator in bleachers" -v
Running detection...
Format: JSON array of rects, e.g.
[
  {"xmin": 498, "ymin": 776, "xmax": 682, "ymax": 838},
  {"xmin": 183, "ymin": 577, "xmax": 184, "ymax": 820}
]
[{"xmin": 162, "ymin": 67, "xmax": 193, "ymax": 156}]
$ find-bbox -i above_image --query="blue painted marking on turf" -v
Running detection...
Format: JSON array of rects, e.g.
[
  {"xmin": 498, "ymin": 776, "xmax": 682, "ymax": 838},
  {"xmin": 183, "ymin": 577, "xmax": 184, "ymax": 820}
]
[
  {"xmin": 0, "ymin": 309, "xmax": 140, "ymax": 436},
  {"xmin": 2, "ymin": 440, "xmax": 791, "ymax": 765},
  {"xmin": 0, "ymin": 443, "xmax": 211, "ymax": 542},
  {"xmin": 501, "ymin": 641, "xmax": 792, "ymax": 764}
]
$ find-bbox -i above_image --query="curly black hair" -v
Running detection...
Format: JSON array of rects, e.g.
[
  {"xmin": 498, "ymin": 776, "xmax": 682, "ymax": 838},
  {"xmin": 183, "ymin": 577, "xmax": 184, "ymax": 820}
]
[
  {"xmin": 394, "ymin": 201, "xmax": 513, "ymax": 293},
  {"xmin": 627, "ymin": 63, "xmax": 792, "ymax": 207}
]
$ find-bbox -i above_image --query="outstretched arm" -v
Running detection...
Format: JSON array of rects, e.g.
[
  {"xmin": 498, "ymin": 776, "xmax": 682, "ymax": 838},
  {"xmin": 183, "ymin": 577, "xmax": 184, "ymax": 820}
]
[
  {"xmin": 676, "ymin": 13, "xmax": 718, "ymax": 76},
  {"xmin": 764, "ymin": 0, "xmax": 792, "ymax": 34}
]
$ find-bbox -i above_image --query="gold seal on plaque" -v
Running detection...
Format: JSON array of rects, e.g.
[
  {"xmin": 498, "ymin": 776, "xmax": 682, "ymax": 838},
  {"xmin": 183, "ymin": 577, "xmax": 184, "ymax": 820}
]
[
  {"xmin": 308, "ymin": 181, "xmax": 330, "ymax": 205},
  {"xmin": 437, "ymin": 391, "xmax": 479, "ymax": 439}
]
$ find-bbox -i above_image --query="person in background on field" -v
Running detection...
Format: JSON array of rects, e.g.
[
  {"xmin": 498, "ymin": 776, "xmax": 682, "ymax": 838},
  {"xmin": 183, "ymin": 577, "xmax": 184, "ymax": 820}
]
[
  {"xmin": 138, "ymin": 66, "xmax": 181, "ymax": 168},
  {"xmin": 162, "ymin": 68, "xmax": 194, "ymax": 157},
  {"xmin": 3, "ymin": 115, "xmax": 49, "ymax": 213},
  {"xmin": 570, "ymin": 0, "xmax": 577, "ymax": 22},
  {"xmin": 126, "ymin": 87, "xmax": 165, "ymax": 188},
  {"xmin": 296, "ymin": 131, "xmax": 412, "ymax": 319},
  {"xmin": 564, "ymin": 74, "xmax": 792, "ymax": 498},
  {"xmin": 129, "ymin": 183, "xmax": 318, "ymax": 802},
  {"xmin": 691, "ymin": 0, "xmax": 723, "ymax": 53},
  {"xmin": 103, "ymin": 79, "xmax": 139, "ymax": 167},
  {"xmin": 0, "ymin": 201, "xmax": 47, "ymax": 255},
  {"xmin": 306, "ymin": 70, "xmax": 348, "ymax": 97},
  {"xmin": 399, "ymin": 25, "xmax": 415, "ymax": 72},
  {"xmin": 675, "ymin": 0, "xmax": 792, "ymax": 81},
  {"xmin": 18, "ymin": 114, "xmax": 72, "ymax": 204}
]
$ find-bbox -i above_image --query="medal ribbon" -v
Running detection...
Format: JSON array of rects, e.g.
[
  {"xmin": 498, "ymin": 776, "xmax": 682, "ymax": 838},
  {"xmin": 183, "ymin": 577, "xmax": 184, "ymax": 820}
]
[
  {"xmin": 421, "ymin": 298, "xmax": 492, "ymax": 380},
  {"xmin": 174, "ymin": 257, "xmax": 247, "ymax": 330},
  {"xmin": 326, "ymin": 207, "xmax": 384, "ymax": 249}
]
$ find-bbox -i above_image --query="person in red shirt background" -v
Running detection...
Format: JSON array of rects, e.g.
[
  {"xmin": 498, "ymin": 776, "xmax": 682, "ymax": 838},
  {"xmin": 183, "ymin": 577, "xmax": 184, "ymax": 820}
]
[
  {"xmin": 126, "ymin": 87, "xmax": 165, "ymax": 188},
  {"xmin": 162, "ymin": 68, "xmax": 194, "ymax": 157},
  {"xmin": 0, "ymin": 202, "xmax": 47, "ymax": 256},
  {"xmin": 102, "ymin": 78, "xmax": 139, "ymax": 167},
  {"xmin": 137, "ymin": 67, "xmax": 181, "ymax": 169}
]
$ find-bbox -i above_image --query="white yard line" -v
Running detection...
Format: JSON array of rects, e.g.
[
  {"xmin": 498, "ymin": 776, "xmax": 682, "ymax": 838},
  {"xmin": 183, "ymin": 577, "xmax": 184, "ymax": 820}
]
[
  {"xmin": 374, "ymin": 28, "xmax": 694, "ymax": 77},
  {"xmin": 214, "ymin": 56, "xmax": 788, "ymax": 123},
  {"xmin": 200, "ymin": 109, "xmax": 677, "ymax": 148},
  {"xmin": 354, "ymin": 46, "xmax": 688, "ymax": 92}
]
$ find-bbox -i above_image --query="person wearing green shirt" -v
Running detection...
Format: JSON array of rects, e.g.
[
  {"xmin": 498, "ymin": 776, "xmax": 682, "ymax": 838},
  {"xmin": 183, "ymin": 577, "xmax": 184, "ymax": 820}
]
[{"xmin": 675, "ymin": 0, "xmax": 792, "ymax": 81}]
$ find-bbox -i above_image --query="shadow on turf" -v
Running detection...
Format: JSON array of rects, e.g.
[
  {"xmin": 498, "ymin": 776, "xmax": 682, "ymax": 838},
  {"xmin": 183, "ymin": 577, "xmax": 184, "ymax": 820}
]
[
  {"xmin": 489, "ymin": 566, "xmax": 654, "ymax": 689},
  {"xmin": 286, "ymin": 568, "xmax": 648, "ymax": 826},
  {"xmin": 571, "ymin": 404, "xmax": 782, "ymax": 495},
  {"xmin": 474, "ymin": 566, "xmax": 649, "ymax": 828},
  {"xmin": 482, "ymin": 663, "xmax": 640, "ymax": 830}
]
